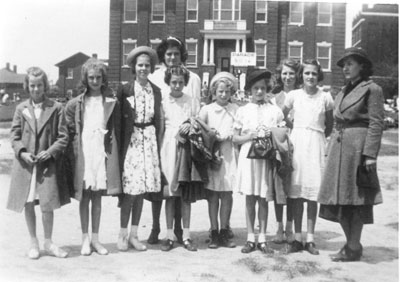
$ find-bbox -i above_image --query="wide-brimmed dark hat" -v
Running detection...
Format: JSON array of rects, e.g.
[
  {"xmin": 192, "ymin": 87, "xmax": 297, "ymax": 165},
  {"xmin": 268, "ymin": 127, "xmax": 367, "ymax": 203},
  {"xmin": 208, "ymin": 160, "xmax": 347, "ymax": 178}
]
[
  {"xmin": 244, "ymin": 68, "xmax": 272, "ymax": 91},
  {"xmin": 126, "ymin": 46, "xmax": 158, "ymax": 68},
  {"xmin": 337, "ymin": 47, "xmax": 372, "ymax": 68}
]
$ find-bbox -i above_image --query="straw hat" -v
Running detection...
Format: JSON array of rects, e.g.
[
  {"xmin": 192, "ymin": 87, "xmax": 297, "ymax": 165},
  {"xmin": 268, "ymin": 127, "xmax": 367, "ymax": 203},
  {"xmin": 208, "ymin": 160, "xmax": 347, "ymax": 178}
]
[{"xmin": 126, "ymin": 46, "xmax": 158, "ymax": 68}]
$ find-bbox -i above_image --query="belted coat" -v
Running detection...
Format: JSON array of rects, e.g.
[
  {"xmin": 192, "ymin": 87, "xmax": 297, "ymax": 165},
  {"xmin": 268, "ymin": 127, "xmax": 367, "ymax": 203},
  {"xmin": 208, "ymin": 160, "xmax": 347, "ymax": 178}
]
[{"xmin": 318, "ymin": 80, "xmax": 384, "ymax": 206}]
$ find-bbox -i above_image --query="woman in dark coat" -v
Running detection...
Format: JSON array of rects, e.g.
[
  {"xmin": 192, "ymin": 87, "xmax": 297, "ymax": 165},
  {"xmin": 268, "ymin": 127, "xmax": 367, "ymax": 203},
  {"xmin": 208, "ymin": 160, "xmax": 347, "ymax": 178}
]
[{"xmin": 318, "ymin": 47, "xmax": 384, "ymax": 262}]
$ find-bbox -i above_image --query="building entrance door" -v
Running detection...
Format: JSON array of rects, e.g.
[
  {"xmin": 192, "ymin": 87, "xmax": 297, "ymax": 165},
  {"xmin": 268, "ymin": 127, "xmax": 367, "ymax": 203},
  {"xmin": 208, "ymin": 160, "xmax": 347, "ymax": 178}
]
[{"xmin": 221, "ymin": 57, "xmax": 230, "ymax": 72}]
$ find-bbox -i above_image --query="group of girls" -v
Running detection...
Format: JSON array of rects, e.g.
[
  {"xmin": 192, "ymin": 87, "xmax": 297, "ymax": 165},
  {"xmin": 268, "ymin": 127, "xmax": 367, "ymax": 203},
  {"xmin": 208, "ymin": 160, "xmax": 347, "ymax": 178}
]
[{"xmin": 8, "ymin": 40, "xmax": 381, "ymax": 262}]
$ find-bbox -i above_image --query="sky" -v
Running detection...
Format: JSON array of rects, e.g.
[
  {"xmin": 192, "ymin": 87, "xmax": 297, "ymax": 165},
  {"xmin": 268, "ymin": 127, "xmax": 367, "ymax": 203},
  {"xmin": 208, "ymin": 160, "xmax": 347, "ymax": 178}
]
[{"xmin": 0, "ymin": 0, "xmax": 397, "ymax": 83}]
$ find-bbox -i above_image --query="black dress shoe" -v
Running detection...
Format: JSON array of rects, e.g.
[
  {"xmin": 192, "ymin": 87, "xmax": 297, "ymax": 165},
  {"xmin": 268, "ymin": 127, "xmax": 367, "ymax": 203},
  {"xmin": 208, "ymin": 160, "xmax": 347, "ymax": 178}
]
[
  {"xmin": 257, "ymin": 242, "xmax": 274, "ymax": 254},
  {"xmin": 331, "ymin": 244, "xmax": 362, "ymax": 262},
  {"xmin": 208, "ymin": 230, "xmax": 219, "ymax": 249},
  {"xmin": 241, "ymin": 241, "xmax": 256, "ymax": 253},
  {"xmin": 183, "ymin": 239, "xmax": 197, "ymax": 252},
  {"xmin": 288, "ymin": 240, "xmax": 304, "ymax": 253},
  {"xmin": 160, "ymin": 239, "xmax": 174, "ymax": 252},
  {"xmin": 330, "ymin": 244, "xmax": 346, "ymax": 259},
  {"xmin": 147, "ymin": 228, "xmax": 160, "ymax": 244},
  {"xmin": 304, "ymin": 242, "xmax": 320, "ymax": 255}
]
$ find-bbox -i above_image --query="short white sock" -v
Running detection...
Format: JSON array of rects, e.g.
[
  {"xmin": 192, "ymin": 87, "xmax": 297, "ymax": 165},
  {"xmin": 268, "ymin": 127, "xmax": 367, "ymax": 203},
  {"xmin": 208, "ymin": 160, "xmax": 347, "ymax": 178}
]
[
  {"xmin": 130, "ymin": 225, "xmax": 138, "ymax": 238},
  {"xmin": 258, "ymin": 233, "xmax": 266, "ymax": 243},
  {"xmin": 285, "ymin": 221, "xmax": 293, "ymax": 233},
  {"xmin": 295, "ymin": 233, "xmax": 302, "ymax": 242},
  {"xmin": 247, "ymin": 233, "xmax": 255, "ymax": 242},
  {"xmin": 306, "ymin": 233, "xmax": 314, "ymax": 243},
  {"xmin": 167, "ymin": 229, "xmax": 174, "ymax": 240},
  {"xmin": 183, "ymin": 228, "xmax": 190, "ymax": 241},
  {"xmin": 119, "ymin": 228, "xmax": 128, "ymax": 237}
]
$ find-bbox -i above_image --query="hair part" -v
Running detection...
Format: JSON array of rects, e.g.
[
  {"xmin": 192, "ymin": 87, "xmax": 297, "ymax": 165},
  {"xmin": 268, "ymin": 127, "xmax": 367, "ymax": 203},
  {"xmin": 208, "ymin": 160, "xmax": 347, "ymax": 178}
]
[
  {"xmin": 156, "ymin": 36, "xmax": 188, "ymax": 64},
  {"xmin": 274, "ymin": 58, "xmax": 301, "ymax": 90},
  {"xmin": 24, "ymin": 67, "xmax": 49, "ymax": 94},
  {"xmin": 298, "ymin": 59, "xmax": 324, "ymax": 83},
  {"xmin": 164, "ymin": 65, "xmax": 190, "ymax": 86},
  {"xmin": 79, "ymin": 58, "xmax": 108, "ymax": 94}
]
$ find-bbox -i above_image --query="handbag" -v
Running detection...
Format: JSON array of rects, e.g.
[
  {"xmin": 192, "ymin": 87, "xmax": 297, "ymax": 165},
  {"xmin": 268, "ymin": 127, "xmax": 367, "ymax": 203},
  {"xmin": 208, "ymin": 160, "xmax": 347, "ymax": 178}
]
[
  {"xmin": 356, "ymin": 165, "xmax": 379, "ymax": 190},
  {"xmin": 247, "ymin": 136, "xmax": 274, "ymax": 159}
]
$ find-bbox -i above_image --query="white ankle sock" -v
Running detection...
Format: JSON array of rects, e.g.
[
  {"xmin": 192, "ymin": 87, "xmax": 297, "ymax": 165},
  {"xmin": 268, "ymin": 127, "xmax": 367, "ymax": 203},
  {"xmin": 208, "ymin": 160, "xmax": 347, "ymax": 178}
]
[
  {"xmin": 258, "ymin": 233, "xmax": 266, "ymax": 243},
  {"xmin": 167, "ymin": 229, "xmax": 174, "ymax": 240},
  {"xmin": 120, "ymin": 228, "xmax": 128, "ymax": 237},
  {"xmin": 183, "ymin": 228, "xmax": 190, "ymax": 241},
  {"xmin": 306, "ymin": 233, "xmax": 314, "ymax": 243},
  {"xmin": 295, "ymin": 233, "xmax": 302, "ymax": 242},
  {"xmin": 247, "ymin": 233, "xmax": 255, "ymax": 242},
  {"xmin": 130, "ymin": 225, "xmax": 138, "ymax": 238},
  {"xmin": 92, "ymin": 233, "xmax": 99, "ymax": 243}
]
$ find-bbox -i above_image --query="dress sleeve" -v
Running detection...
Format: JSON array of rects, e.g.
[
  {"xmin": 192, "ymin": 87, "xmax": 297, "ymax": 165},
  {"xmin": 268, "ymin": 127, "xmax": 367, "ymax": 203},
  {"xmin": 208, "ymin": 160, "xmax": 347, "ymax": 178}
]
[
  {"xmin": 324, "ymin": 92, "xmax": 334, "ymax": 111},
  {"xmin": 198, "ymin": 104, "xmax": 208, "ymax": 124}
]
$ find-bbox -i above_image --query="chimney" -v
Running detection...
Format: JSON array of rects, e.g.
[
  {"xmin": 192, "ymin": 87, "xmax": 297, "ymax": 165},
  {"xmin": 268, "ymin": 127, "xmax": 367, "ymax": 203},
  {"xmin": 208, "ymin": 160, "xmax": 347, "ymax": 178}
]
[
  {"xmin": 92, "ymin": 53, "xmax": 98, "ymax": 59},
  {"xmin": 6, "ymin": 62, "xmax": 10, "ymax": 70},
  {"xmin": 13, "ymin": 65, "xmax": 17, "ymax": 73}
]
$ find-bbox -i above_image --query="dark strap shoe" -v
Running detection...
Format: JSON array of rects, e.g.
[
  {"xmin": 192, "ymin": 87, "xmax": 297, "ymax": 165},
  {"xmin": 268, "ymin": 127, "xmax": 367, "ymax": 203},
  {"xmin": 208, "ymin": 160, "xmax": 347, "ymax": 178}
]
[
  {"xmin": 160, "ymin": 239, "xmax": 174, "ymax": 252},
  {"xmin": 257, "ymin": 242, "xmax": 274, "ymax": 254},
  {"xmin": 305, "ymin": 242, "xmax": 320, "ymax": 255},
  {"xmin": 241, "ymin": 241, "xmax": 256, "ymax": 253},
  {"xmin": 183, "ymin": 239, "xmax": 198, "ymax": 252},
  {"xmin": 288, "ymin": 240, "xmax": 304, "ymax": 253},
  {"xmin": 147, "ymin": 228, "xmax": 160, "ymax": 245},
  {"xmin": 219, "ymin": 229, "xmax": 236, "ymax": 248},
  {"xmin": 208, "ymin": 230, "xmax": 219, "ymax": 249}
]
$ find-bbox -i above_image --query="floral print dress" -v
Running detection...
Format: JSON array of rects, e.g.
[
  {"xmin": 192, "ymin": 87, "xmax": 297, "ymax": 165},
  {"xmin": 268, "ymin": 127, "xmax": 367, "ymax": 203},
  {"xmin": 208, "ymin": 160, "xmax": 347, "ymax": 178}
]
[{"xmin": 122, "ymin": 82, "xmax": 161, "ymax": 195}]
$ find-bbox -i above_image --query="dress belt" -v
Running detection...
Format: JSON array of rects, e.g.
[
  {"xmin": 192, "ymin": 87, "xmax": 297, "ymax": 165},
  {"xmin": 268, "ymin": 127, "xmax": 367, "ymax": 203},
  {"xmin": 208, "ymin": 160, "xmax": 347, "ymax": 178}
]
[
  {"xmin": 134, "ymin": 122, "xmax": 154, "ymax": 129},
  {"xmin": 335, "ymin": 122, "xmax": 368, "ymax": 131}
]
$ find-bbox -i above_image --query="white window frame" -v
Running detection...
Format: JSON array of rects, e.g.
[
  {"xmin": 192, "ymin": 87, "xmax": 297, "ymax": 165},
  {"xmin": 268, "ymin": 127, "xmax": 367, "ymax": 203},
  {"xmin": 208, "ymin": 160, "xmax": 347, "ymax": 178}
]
[
  {"xmin": 288, "ymin": 41, "xmax": 303, "ymax": 63},
  {"xmin": 124, "ymin": 0, "xmax": 137, "ymax": 23},
  {"xmin": 254, "ymin": 39, "xmax": 267, "ymax": 69},
  {"xmin": 289, "ymin": 2, "xmax": 304, "ymax": 25},
  {"xmin": 317, "ymin": 2, "xmax": 332, "ymax": 26},
  {"xmin": 186, "ymin": 38, "xmax": 198, "ymax": 68},
  {"xmin": 151, "ymin": 0, "xmax": 165, "ymax": 23},
  {"xmin": 255, "ymin": 0, "xmax": 268, "ymax": 23},
  {"xmin": 186, "ymin": 0, "xmax": 198, "ymax": 22},
  {"xmin": 122, "ymin": 39, "xmax": 137, "ymax": 67},
  {"xmin": 316, "ymin": 42, "xmax": 332, "ymax": 72},
  {"xmin": 213, "ymin": 0, "xmax": 241, "ymax": 21},
  {"xmin": 67, "ymin": 68, "xmax": 73, "ymax": 79}
]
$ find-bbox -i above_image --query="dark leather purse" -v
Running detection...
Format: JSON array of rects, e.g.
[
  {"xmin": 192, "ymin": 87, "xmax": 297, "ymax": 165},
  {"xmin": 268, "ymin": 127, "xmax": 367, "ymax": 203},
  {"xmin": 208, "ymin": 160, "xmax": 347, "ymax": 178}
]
[
  {"xmin": 356, "ymin": 165, "xmax": 379, "ymax": 190},
  {"xmin": 247, "ymin": 136, "xmax": 274, "ymax": 159}
]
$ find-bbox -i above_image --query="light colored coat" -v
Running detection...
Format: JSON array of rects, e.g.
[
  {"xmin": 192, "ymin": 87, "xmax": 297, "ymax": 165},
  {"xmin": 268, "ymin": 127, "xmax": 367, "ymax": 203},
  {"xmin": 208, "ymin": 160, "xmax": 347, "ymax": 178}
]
[
  {"xmin": 7, "ymin": 98, "xmax": 70, "ymax": 212},
  {"xmin": 318, "ymin": 80, "xmax": 384, "ymax": 205},
  {"xmin": 65, "ymin": 93, "xmax": 122, "ymax": 201}
]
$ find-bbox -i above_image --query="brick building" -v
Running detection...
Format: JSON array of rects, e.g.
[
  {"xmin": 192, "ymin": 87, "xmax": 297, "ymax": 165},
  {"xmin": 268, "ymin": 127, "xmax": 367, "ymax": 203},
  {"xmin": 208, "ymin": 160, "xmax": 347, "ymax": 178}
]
[
  {"xmin": 352, "ymin": 4, "xmax": 398, "ymax": 77},
  {"xmin": 108, "ymin": 0, "xmax": 347, "ymax": 90},
  {"xmin": 0, "ymin": 63, "xmax": 25, "ymax": 99}
]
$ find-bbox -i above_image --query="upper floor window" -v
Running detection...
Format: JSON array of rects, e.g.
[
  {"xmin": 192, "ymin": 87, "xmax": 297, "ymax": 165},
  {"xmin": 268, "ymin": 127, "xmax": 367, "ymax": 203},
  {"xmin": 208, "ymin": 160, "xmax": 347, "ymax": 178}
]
[
  {"xmin": 288, "ymin": 41, "xmax": 303, "ymax": 63},
  {"xmin": 152, "ymin": 0, "xmax": 165, "ymax": 22},
  {"xmin": 186, "ymin": 39, "xmax": 198, "ymax": 68},
  {"xmin": 255, "ymin": 0, "xmax": 268, "ymax": 22},
  {"xmin": 289, "ymin": 2, "xmax": 303, "ymax": 25},
  {"xmin": 213, "ymin": 0, "xmax": 240, "ymax": 21},
  {"xmin": 124, "ymin": 0, "xmax": 137, "ymax": 22},
  {"xmin": 317, "ymin": 3, "xmax": 332, "ymax": 25},
  {"xmin": 255, "ymin": 40, "xmax": 267, "ymax": 68},
  {"xmin": 187, "ymin": 0, "xmax": 198, "ymax": 21},
  {"xmin": 122, "ymin": 39, "xmax": 137, "ymax": 66},
  {"xmin": 67, "ymin": 68, "xmax": 73, "ymax": 79},
  {"xmin": 317, "ymin": 42, "xmax": 332, "ymax": 71}
]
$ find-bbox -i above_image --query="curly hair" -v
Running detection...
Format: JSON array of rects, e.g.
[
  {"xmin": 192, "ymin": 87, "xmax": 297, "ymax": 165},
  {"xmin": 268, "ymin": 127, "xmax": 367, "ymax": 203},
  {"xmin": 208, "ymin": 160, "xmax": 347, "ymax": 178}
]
[
  {"xmin": 164, "ymin": 65, "xmax": 190, "ymax": 86},
  {"xmin": 156, "ymin": 36, "xmax": 188, "ymax": 64},
  {"xmin": 79, "ymin": 58, "xmax": 108, "ymax": 94},
  {"xmin": 274, "ymin": 58, "xmax": 301, "ymax": 91},
  {"xmin": 298, "ymin": 59, "xmax": 324, "ymax": 84},
  {"xmin": 24, "ymin": 67, "xmax": 49, "ymax": 94}
]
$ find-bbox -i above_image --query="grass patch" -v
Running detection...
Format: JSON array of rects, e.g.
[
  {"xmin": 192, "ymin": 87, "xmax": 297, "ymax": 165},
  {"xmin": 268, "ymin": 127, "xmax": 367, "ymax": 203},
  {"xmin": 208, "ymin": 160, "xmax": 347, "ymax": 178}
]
[
  {"xmin": 272, "ymin": 260, "xmax": 335, "ymax": 280},
  {"xmin": 234, "ymin": 257, "xmax": 267, "ymax": 274},
  {"xmin": 199, "ymin": 273, "xmax": 225, "ymax": 282},
  {"xmin": 385, "ymin": 222, "xmax": 399, "ymax": 230},
  {"xmin": 0, "ymin": 103, "xmax": 17, "ymax": 122}
]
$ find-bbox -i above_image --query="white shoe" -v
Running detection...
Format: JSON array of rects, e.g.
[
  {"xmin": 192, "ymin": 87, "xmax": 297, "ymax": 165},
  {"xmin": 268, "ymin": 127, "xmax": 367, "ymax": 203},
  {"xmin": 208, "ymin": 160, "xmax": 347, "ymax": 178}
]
[
  {"xmin": 81, "ymin": 235, "xmax": 91, "ymax": 256},
  {"xmin": 117, "ymin": 234, "xmax": 129, "ymax": 252},
  {"xmin": 129, "ymin": 236, "xmax": 147, "ymax": 251},
  {"xmin": 28, "ymin": 238, "xmax": 40, "ymax": 259}
]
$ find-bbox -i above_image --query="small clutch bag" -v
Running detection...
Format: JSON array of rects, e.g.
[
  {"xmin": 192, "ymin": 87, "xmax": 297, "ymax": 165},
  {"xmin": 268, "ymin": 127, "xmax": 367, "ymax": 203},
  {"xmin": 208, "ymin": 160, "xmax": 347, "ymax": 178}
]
[{"xmin": 356, "ymin": 165, "xmax": 379, "ymax": 190}]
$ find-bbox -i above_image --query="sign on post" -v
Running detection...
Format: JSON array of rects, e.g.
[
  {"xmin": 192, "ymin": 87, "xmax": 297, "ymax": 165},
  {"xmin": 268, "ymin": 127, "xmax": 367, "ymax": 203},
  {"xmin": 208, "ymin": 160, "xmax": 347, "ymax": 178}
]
[{"xmin": 231, "ymin": 52, "xmax": 256, "ymax": 67}]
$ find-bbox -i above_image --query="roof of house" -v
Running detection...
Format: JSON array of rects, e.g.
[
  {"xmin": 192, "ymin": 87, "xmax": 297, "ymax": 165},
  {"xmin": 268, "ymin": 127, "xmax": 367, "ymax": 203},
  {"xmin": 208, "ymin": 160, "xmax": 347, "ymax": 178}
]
[
  {"xmin": 0, "ymin": 68, "xmax": 25, "ymax": 84},
  {"xmin": 55, "ymin": 52, "xmax": 91, "ymax": 67}
]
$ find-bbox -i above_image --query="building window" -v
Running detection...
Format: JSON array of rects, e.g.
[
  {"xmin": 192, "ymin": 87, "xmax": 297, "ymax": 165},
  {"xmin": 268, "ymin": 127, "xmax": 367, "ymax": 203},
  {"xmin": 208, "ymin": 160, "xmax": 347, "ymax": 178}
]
[
  {"xmin": 289, "ymin": 2, "xmax": 303, "ymax": 25},
  {"xmin": 317, "ymin": 42, "xmax": 332, "ymax": 71},
  {"xmin": 67, "ymin": 68, "xmax": 73, "ymax": 79},
  {"xmin": 255, "ymin": 40, "xmax": 267, "ymax": 68},
  {"xmin": 288, "ymin": 41, "xmax": 303, "ymax": 63},
  {"xmin": 255, "ymin": 0, "xmax": 268, "ymax": 22},
  {"xmin": 187, "ymin": 0, "xmax": 198, "ymax": 21},
  {"xmin": 124, "ymin": 0, "xmax": 137, "ymax": 22},
  {"xmin": 317, "ymin": 2, "xmax": 332, "ymax": 25},
  {"xmin": 186, "ymin": 39, "xmax": 198, "ymax": 68},
  {"xmin": 353, "ymin": 23, "xmax": 363, "ymax": 45},
  {"xmin": 152, "ymin": 0, "xmax": 165, "ymax": 22},
  {"xmin": 122, "ymin": 40, "xmax": 137, "ymax": 66},
  {"xmin": 213, "ymin": 0, "xmax": 240, "ymax": 21}
]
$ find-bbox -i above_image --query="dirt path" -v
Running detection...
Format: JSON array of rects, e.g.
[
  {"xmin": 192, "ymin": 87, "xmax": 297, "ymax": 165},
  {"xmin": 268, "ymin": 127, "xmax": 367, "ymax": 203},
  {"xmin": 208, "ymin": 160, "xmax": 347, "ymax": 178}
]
[{"xmin": 0, "ymin": 129, "xmax": 397, "ymax": 282}]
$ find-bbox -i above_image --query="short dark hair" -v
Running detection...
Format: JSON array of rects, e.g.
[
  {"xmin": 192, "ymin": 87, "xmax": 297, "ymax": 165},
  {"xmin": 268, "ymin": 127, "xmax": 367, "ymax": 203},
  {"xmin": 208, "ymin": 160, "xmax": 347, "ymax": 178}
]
[
  {"xmin": 156, "ymin": 36, "xmax": 188, "ymax": 64},
  {"xmin": 131, "ymin": 53, "xmax": 156, "ymax": 74},
  {"xmin": 298, "ymin": 59, "xmax": 324, "ymax": 83},
  {"xmin": 164, "ymin": 65, "xmax": 190, "ymax": 86},
  {"xmin": 274, "ymin": 58, "xmax": 301, "ymax": 90}
]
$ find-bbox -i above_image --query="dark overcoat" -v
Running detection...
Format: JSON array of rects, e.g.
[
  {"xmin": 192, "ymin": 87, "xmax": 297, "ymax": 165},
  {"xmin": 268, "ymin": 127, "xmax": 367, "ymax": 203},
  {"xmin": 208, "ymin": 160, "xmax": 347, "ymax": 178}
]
[
  {"xmin": 7, "ymin": 98, "xmax": 70, "ymax": 212},
  {"xmin": 318, "ymin": 80, "xmax": 384, "ymax": 205},
  {"xmin": 64, "ymin": 93, "xmax": 122, "ymax": 201}
]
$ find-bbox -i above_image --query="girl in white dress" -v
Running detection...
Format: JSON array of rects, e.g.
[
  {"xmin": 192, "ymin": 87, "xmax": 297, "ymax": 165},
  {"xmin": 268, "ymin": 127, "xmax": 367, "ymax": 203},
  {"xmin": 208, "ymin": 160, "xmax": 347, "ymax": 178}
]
[
  {"xmin": 233, "ymin": 69, "xmax": 284, "ymax": 254},
  {"xmin": 198, "ymin": 72, "xmax": 238, "ymax": 249},
  {"xmin": 159, "ymin": 66, "xmax": 196, "ymax": 252},
  {"xmin": 283, "ymin": 59, "xmax": 334, "ymax": 255}
]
